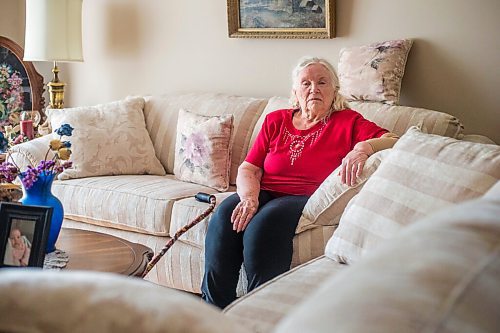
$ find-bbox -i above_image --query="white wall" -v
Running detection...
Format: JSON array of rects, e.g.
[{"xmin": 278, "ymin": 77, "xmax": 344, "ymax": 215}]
[{"xmin": 2, "ymin": 0, "xmax": 499, "ymax": 142}]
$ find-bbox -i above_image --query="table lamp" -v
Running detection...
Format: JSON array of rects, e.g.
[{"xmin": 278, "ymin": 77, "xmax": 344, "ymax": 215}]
[{"xmin": 23, "ymin": 0, "xmax": 83, "ymax": 109}]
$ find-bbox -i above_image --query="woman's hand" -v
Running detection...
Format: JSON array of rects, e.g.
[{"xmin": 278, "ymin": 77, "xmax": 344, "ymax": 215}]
[
  {"xmin": 340, "ymin": 141, "xmax": 374, "ymax": 187},
  {"xmin": 231, "ymin": 197, "xmax": 259, "ymax": 233}
]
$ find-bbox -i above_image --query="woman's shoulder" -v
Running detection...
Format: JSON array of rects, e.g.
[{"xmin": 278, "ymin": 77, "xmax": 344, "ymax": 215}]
[
  {"xmin": 264, "ymin": 108, "xmax": 294, "ymax": 122},
  {"xmin": 332, "ymin": 108, "xmax": 364, "ymax": 120}
]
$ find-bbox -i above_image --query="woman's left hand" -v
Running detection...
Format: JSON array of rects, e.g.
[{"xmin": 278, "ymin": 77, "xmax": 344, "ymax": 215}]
[
  {"xmin": 340, "ymin": 147, "xmax": 370, "ymax": 187},
  {"xmin": 340, "ymin": 141, "xmax": 373, "ymax": 186}
]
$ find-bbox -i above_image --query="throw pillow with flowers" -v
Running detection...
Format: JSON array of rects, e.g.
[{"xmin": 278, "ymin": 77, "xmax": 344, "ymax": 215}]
[{"xmin": 0, "ymin": 124, "xmax": 74, "ymax": 192}]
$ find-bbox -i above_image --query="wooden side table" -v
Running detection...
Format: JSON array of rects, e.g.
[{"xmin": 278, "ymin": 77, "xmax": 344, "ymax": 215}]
[
  {"xmin": 56, "ymin": 228, "xmax": 153, "ymax": 277},
  {"xmin": 0, "ymin": 153, "xmax": 5, "ymax": 162}
]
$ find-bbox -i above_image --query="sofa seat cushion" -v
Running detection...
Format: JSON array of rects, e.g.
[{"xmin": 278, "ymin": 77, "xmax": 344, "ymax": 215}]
[
  {"xmin": 170, "ymin": 192, "xmax": 235, "ymax": 247},
  {"xmin": 275, "ymin": 185, "xmax": 500, "ymax": 333},
  {"xmin": 0, "ymin": 270, "xmax": 250, "ymax": 333},
  {"xmin": 54, "ymin": 175, "xmax": 219, "ymax": 236},
  {"xmin": 224, "ymin": 256, "xmax": 346, "ymax": 333}
]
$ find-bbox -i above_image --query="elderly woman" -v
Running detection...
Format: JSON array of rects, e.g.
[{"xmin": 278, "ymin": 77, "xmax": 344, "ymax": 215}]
[{"xmin": 201, "ymin": 57, "xmax": 399, "ymax": 308}]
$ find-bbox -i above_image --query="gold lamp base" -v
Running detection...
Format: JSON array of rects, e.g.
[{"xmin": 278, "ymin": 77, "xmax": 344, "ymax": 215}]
[{"xmin": 48, "ymin": 62, "xmax": 65, "ymax": 109}]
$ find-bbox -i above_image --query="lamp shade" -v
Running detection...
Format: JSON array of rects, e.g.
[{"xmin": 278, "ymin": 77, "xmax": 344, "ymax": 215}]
[{"xmin": 24, "ymin": 0, "xmax": 83, "ymax": 62}]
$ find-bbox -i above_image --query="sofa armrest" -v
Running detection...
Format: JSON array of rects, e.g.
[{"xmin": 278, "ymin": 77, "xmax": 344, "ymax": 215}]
[
  {"xmin": 296, "ymin": 150, "xmax": 391, "ymax": 234},
  {"xmin": 7, "ymin": 134, "xmax": 55, "ymax": 170}
]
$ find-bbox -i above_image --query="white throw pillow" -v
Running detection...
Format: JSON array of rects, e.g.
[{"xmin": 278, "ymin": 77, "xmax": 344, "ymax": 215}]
[
  {"xmin": 47, "ymin": 97, "xmax": 166, "ymax": 180},
  {"xmin": 297, "ymin": 150, "xmax": 389, "ymax": 233},
  {"xmin": 326, "ymin": 127, "xmax": 500, "ymax": 264}
]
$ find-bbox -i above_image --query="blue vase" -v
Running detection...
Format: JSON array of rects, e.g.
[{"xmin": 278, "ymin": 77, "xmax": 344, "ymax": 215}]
[{"xmin": 20, "ymin": 172, "xmax": 64, "ymax": 253}]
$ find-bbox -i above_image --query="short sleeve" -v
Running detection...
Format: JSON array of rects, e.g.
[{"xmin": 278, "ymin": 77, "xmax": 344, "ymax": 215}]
[
  {"xmin": 352, "ymin": 113, "xmax": 388, "ymax": 145},
  {"xmin": 245, "ymin": 116, "xmax": 270, "ymax": 168}
]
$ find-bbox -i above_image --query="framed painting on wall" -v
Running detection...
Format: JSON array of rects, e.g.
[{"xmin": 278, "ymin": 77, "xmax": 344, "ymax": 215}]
[{"xmin": 227, "ymin": 0, "xmax": 335, "ymax": 39}]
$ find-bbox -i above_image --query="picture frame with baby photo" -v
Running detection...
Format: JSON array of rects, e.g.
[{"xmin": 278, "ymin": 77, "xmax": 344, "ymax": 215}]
[{"xmin": 0, "ymin": 203, "xmax": 52, "ymax": 268}]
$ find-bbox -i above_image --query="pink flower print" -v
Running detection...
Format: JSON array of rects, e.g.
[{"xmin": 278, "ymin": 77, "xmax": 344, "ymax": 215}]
[{"xmin": 182, "ymin": 132, "xmax": 209, "ymax": 168}]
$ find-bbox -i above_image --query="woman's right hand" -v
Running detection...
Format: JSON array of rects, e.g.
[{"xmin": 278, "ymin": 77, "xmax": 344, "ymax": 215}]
[{"xmin": 231, "ymin": 197, "xmax": 258, "ymax": 233}]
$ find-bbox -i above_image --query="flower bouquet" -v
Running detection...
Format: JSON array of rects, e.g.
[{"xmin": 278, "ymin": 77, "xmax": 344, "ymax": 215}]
[
  {"xmin": 0, "ymin": 124, "xmax": 74, "ymax": 189},
  {"xmin": 0, "ymin": 123, "xmax": 74, "ymax": 253}
]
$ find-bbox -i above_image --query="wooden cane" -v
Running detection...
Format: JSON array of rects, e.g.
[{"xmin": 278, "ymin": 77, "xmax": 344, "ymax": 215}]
[{"xmin": 141, "ymin": 193, "xmax": 216, "ymax": 278}]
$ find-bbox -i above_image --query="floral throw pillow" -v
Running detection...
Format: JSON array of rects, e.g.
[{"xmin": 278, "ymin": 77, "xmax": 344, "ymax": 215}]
[
  {"xmin": 338, "ymin": 39, "xmax": 413, "ymax": 105},
  {"xmin": 174, "ymin": 109, "xmax": 234, "ymax": 191}
]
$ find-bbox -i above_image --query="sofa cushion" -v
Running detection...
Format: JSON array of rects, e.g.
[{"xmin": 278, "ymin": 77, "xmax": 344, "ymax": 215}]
[
  {"xmin": 297, "ymin": 150, "xmax": 389, "ymax": 234},
  {"xmin": 326, "ymin": 127, "xmax": 500, "ymax": 264},
  {"xmin": 224, "ymin": 256, "xmax": 346, "ymax": 333},
  {"xmin": 53, "ymin": 174, "xmax": 218, "ymax": 236},
  {"xmin": 291, "ymin": 226, "xmax": 336, "ymax": 268},
  {"xmin": 350, "ymin": 101, "xmax": 464, "ymax": 138},
  {"xmin": 170, "ymin": 192, "xmax": 235, "ymax": 247},
  {"xmin": 0, "ymin": 270, "xmax": 250, "ymax": 333},
  {"xmin": 47, "ymin": 97, "xmax": 166, "ymax": 180},
  {"xmin": 338, "ymin": 39, "xmax": 413, "ymax": 105},
  {"xmin": 144, "ymin": 93, "xmax": 268, "ymax": 185},
  {"xmin": 174, "ymin": 109, "xmax": 234, "ymax": 191},
  {"xmin": 275, "ymin": 185, "xmax": 500, "ymax": 333},
  {"xmin": 260, "ymin": 97, "xmax": 464, "ymax": 141}
]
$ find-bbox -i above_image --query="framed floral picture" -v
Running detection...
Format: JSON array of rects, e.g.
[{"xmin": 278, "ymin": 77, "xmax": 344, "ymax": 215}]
[
  {"xmin": 227, "ymin": 0, "xmax": 335, "ymax": 39},
  {"xmin": 0, "ymin": 36, "xmax": 45, "ymax": 148},
  {"xmin": 0, "ymin": 202, "xmax": 52, "ymax": 268}
]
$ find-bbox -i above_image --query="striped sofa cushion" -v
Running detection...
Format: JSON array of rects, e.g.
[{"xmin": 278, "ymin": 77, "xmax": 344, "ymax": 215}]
[
  {"xmin": 169, "ymin": 192, "xmax": 235, "ymax": 247},
  {"xmin": 297, "ymin": 150, "xmax": 389, "ymax": 234},
  {"xmin": 144, "ymin": 93, "xmax": 268, "ymax": 186},
  {"xmin": 349, "ymin": 101, "xmax": 464, "ymax": 138},
  {"xmin": 257, "ymin": 97, "xmax": 464, "ymax": 140},
  {"xmin": 0, "ymin": 270, "xmax": 246, "ymax": 333},
  {"xmin": 224, "ymin": 256, "xmax": 346, "ymax": 333},
  {"xmin": 276, "ymin": 186, "xmax": 500, "ymax": 333},
  {"xmin": 53, "ymin": 175, "xmax": 218, "ymax": 236},
  {"xmin": 326, "ymin": 127, "xmax": 500, "ymax": 264}
]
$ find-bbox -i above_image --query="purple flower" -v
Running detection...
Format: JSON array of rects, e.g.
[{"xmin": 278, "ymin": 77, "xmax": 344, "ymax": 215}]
[
  {"xmin": 55, "ymin": 124, "xmax": 74, "ymax": 137},
  {"xmin": 19, "ymin": 166, "xmax": 39, "ymax": 189},
  {"xmin": 0, "ymin": 162, "xmax": 18, "ymax": 182}
]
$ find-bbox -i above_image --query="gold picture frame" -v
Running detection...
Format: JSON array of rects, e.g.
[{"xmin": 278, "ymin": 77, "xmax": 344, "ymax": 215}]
[{"xmin": 227, "ymin": 0, "xmax": 335, "ymax": 39}]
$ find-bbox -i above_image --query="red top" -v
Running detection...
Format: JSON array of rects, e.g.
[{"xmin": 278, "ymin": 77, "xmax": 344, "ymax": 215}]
[{"xmin": 245, "ymin": 109, "xmax": 388, "ymax": 196}]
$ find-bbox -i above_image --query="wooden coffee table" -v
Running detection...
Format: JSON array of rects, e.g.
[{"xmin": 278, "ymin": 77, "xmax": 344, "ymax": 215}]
[{"xmin": 56, "ymin": 228, "xmax": 153, "ymax": 276}]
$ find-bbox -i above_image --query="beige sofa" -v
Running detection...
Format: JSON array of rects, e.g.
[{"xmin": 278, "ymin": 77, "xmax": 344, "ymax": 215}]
[
  {"xmin": 1, "ymin": 181, "xmax": 499, "ymax": 333},
  {"xmin": 9, "ymin": 92, "xmax": 496, "ymax": 295}
]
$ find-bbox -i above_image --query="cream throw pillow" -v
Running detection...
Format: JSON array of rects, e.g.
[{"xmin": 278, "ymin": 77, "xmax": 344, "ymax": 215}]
[
  {"xmin": 47, "ymin": 97, "xmax": 166, "ymax": 180},
  {"xmin": 174, "ymin": 109, "xmax": 234, "ymax": 191},
  {"xmin": 338, "ymin": 39, "xmax": 413, "ymax": 105},
  {"xmin": 276, "ymin": 185, "xmax": 500, "ymax": 333},
  {"xmin": 326, "ymin": 127, "xmax": 500, "ymax": 264},
  {"xmin": 297, "ymin": 149, "xmax": 389, "ymax": 234}
]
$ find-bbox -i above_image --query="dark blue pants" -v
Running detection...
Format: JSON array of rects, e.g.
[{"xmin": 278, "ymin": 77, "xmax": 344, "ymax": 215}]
[{"xmin": 201, "ymin": 191, "xmax": 309, "ymax": 309}]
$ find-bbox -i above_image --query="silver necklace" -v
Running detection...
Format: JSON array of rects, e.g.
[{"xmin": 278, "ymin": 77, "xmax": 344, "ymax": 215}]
[{"xmin": 283, "ymin": 123, "xmax": 325, "ymax": 165}]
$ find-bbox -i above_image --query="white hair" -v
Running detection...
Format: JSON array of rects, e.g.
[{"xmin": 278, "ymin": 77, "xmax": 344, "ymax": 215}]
[{"xmin": 290, "ymin": 56, "xmax": 349, "ymax": 111}]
